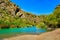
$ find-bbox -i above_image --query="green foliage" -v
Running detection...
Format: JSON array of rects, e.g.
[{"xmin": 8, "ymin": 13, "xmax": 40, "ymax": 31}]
[
  {"xmin": 36, "ymin": 22, "xmax": 47, "ymax": 29},
  {"xmin": 0, "ymin": 20, "xmax": 4, "ymax": 24}
]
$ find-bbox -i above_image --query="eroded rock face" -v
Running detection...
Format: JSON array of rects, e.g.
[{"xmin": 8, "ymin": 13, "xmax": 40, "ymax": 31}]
[
  {"xmin": 16, "ymin": 10, "xmax": 26, "ymax": 18},
  {"xmin": 3, "ymin": 29, "xmax": 60, "ymax": 40},
  {"xmin": 0, "ymin": 0, "xmax": 20, "ymax": 17},
  {"xmin": 0, "ymin": 0, "xmax": 32, "ymax": 18},
  {"xmin": 0, "ymin": 0, "xmax": 45, "ymax": 27}
]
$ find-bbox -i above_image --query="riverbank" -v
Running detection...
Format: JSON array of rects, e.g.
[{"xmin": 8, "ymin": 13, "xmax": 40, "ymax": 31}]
[{"xmin": 2, "ymin": 28, "xmax": 60, "ymax": 40}]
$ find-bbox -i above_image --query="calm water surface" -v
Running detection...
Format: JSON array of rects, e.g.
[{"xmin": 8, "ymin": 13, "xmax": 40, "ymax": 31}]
[
  {"xmin": 0, "ymin": 26, "xmax": 46, "ymax": 34},
  {"xmin": 0, "ymin": 26, "xmax": 46, "ymax": 38}
]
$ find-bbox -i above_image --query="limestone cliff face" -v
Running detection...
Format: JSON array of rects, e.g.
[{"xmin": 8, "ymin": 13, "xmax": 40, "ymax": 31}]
[
  {"xmin": 0, "ymin": 0, "xmax": 43, "ymax": 28},
  {"xmin": 0, "ymin": 0, "xmax": 60, "ymax": 29},
  {"xmin": 0, "ymin": 0, "xmax": 36, "ymax": 18},
  {"xmin": 0, "ymin": 0, "xmax": 20, "ymax": 17}
]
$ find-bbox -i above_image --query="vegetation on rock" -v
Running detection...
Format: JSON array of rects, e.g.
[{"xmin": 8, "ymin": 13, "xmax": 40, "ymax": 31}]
[{"xmin": 0, "ymin": 0, "xmax": 60, "ymax": 30}]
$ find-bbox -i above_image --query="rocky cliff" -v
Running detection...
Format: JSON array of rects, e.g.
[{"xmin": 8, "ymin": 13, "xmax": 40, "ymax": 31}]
[
  {"xmin": 0, "ymin": 0, "xmax": 60, "ymax": 29},
  {"xmin": 0, "ymin": 0, "xmax": 43, "ymax": 28}
]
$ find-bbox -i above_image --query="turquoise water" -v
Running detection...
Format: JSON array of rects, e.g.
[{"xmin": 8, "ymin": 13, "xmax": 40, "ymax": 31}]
[{"xmin": 0, "ymin": 26, "xmax": 46, "ymax": 35}]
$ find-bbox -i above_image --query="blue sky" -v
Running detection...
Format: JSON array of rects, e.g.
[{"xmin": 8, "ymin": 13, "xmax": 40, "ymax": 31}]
[{"xmin": 10, "ymin": 0, "xmax": 60, "ymax": 15}]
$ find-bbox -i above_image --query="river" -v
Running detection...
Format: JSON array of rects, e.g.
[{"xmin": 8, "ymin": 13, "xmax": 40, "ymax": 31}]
[{"xmin": 0, "ymin": 26, "xmax": 46, "ymax": 38}]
